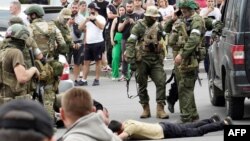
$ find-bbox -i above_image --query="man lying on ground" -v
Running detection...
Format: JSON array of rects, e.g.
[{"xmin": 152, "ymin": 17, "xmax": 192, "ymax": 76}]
[{"xmin": 108, "ymin": 114, "xmax": 232, "ymax": 140}]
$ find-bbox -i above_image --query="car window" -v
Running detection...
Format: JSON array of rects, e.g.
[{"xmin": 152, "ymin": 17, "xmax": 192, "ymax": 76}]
[
  {"xmin": 224, "ymin": 0, "xmax": 234, "ymax": 29},
  {"xmin": 244, "ymin": 0, "xmax": 250, "ymax": 31},
  {"xmin": 43, "ymin": 6, "xmax": 63, "ymax": 21},
  {"xmin": 0, "ymin": 10, "xmax": 10, "ymax": 31},
  {"xmin": 230, "ymin": 0, "xmax": 242, "ymax": 31}
]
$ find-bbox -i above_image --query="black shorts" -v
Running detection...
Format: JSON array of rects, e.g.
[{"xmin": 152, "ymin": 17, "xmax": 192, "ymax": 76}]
[
  {"xmin": 73, "ymin": 43, "xmax": 84, "ymax": 65},
  {"xmin": 84, "ymin": 41, "xmax": 104, "ymax": 61}
]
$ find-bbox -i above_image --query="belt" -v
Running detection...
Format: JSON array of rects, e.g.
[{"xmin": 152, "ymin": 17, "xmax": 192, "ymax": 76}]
[{"xmin": 73, "ymin": 40, "xmax": 83, "ymax": 44}]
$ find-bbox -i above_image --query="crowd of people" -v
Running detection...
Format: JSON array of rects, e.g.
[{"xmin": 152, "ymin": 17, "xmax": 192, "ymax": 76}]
[{"xmin": 0, "ymin": 0, "xmax": 231, "ymax": 140}]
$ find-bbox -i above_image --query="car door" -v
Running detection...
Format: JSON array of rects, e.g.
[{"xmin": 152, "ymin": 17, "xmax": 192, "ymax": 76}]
[
  {"xmin": 244, "ymin": 0, "xmax": 250, "ymax": 83},
  {"xmin": 214, "ymin": 0, "xmax": 234, "ymax": 78}
]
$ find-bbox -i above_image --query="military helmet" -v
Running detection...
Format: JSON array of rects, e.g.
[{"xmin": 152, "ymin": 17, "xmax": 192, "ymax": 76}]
[
  {"xmin": 144, "ymin": 6, "xmax": 160, "ymax": 17},
  {"xmin": 178, "ymin": 0, "xmax": 198, "ymax": 10},
  {"xmin": 5, "ymin": 24, "xmax": 30, "ymax": 41},
  {"xmin": 9, "ymin": 16, "xmax": 24, "ymax": 25},
  {"xmin": 24, "ymin": 4, "xmax": 45, "ymax": 17},
  {"xmin": 60, "ymin": 8, "xmax": 72, "ymax": 19}
]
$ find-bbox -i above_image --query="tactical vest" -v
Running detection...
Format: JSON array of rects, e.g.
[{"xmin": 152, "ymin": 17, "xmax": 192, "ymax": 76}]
[
  {"xmin": 0, "ymin": 48, "xmax": 31, "ymax": 104},
  {"xmin": 30, "ymin": 20, "xmax": 64, "ymax": 81},
  {"xmin": 177, "ymin": 14, "xmax": 206, "ymax": 72},
  {"xmin": 135, "ymin": 20, "xmax": 165, "ymax": 61},
  {"xmin": 30, "ymin": 20, "xmax": 57, "ymax": 58}
]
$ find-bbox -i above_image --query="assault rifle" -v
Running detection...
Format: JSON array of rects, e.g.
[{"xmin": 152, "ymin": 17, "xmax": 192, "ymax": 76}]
[
  {"xmin": 126, "ymin": 70, "xmax": 139, "ymax": 99},
  {"xmin": 29, "ymin": 48, "xmax": 44, "ymax": 104}
]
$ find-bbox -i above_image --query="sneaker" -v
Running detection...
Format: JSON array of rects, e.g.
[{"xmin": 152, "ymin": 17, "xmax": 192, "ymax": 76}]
[
  {"xmin": 111, "ymin": 77, "xmax": 119, "ymax": 81},
  {"xmin": 118, "ymin": 75, "xmax": 126, "ymax": 81},
  {"xmin": 224, "ymin": 116, "xmax": 233, "ymax": 125},
  {"xmin": 74, "ymin": 80, "xmax": 79, "ymax": 86},
  {"xmin": 92, "ymin": 79, "xmax": 100, "ymax": 86},
  {"xmin": 78, "ymin": 80, "xmax": 88, "ymax": 86},
  {"xmin": 210, "ymin": 113, "xmax": 221, "ymax": 122}
]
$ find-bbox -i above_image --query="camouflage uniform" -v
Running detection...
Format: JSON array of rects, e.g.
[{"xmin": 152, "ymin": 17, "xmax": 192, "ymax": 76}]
[
  {"xmin": 175, "ymin": 0, "xmax": 206, "ymax": 123},
  {"xmin": 54, "ymin": 8, "xmax": 74, "ymax": 58},
  {"xmin": 126, "ymin": 6, "xmax": 169, "ymax": 119},
  {"xmin": 166, "ymin": 15, "xmax": 185, "ymax": 112},
  {"xmin": 25, "ymin": 5, "xmax": 66, "ymax": 118},
  {"xmin": 0, "ymin": 24, "xmax": 32, "ymax": 105}
]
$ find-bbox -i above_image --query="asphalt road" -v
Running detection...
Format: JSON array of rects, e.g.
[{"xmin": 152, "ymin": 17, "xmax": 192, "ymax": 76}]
[{"xmin": 55, "ymin": 63, "xmax": 250, "ymax": 141}]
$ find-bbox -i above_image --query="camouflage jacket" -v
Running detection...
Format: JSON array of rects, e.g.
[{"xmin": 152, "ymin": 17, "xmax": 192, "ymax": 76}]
[
  {"xmin": 54, "ymin": 20, "xmax": 74, "ymax": 54},
  {"xmin": 28, "ymin": 18, "xmax": 66, "ymax": 59},
  {"xmin": 126, "ymin": 19, "xmax": 165, "ymax": 63},
  {"xmin": 175, "ymin": 13, "xmax": 206, "ymax": 72}
]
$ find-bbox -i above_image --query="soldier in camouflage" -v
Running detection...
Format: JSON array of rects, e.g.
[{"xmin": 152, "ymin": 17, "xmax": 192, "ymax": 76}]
[
  {"xmin": 0, "ymin": 24, "xmax": 40, "ymax": 105},
  {"xmin": 24, "ymin": 4, "xmax": 67, "ymax": 119},
  {"xmin": 54, "ymin": 8, "xmax": 74, "ymax": 59},
  {"xmin": 126, "ymin": 6, "xmax": 169, "ymax": 119},
  {"xmin": 165, "ymin": 9, "xmax": 184, "ymax": 113},
  {"xmin": 174, "ymin": 0, "xmax": 206, "ymax": 123}
]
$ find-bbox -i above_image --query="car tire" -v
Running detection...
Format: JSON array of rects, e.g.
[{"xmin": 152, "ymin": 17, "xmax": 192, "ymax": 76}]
[
  {"xmin": 208, "ymin": 64, "xmax": 225, "ymax": 106},
  {"xmin": 225, "ymin": 75, "xmax": 245, "ymax": 120}
]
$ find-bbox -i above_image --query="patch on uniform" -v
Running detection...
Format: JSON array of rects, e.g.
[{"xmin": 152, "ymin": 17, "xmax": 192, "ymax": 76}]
[
  {"xmin": 129, "ymin": 34, "xmax": 138, "ymax": 40},
  {"xmin": 191, "ymin": 29, "xmax": 201, "ymax": 35}
]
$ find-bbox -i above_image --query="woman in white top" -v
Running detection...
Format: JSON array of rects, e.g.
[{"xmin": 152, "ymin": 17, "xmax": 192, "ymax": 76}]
[{"xmin": 157, "ymin": 0, "xmax": 174, "ymax": 23}]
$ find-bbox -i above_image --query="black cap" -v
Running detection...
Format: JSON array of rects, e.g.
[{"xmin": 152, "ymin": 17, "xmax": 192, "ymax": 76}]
[
  {"xmin": 88, "ymin": 2, "xmax": 100, "ymax": 10},
  {"xmin": 0, "ymin": 99, "xmax": 54, "ymax": 138}
]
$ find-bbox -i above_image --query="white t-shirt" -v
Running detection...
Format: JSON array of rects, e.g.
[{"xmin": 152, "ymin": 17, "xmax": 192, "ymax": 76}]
[
  {"xmin": 17, "ymin": 12, "xmax": 30, "ymax": 26},
  {"xmin": 200, "ymin": 7, "xmax": 222, "ymax": 36},
  {"xmin": 158, "ymin": 5, "xmax": 174, "ymax": 18},
  {"xmin": 70, "ymin": 14, "xmax": 85, "ymax": 41},
  {"xmin": 85, "ymin": 15, "xmax": 106, "ymax": 44}
]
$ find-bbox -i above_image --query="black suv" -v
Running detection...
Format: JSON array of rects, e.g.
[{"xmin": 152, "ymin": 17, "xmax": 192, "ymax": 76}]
[{"xmin": 208, "ymin": 0, "xmax": 250, "ymax": 120}]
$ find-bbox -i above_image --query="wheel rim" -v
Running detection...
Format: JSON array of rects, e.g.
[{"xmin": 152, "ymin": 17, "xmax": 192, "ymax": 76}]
[{"xmin": 209, "ymin": 79, "xmax": 214, "ymax": 100}]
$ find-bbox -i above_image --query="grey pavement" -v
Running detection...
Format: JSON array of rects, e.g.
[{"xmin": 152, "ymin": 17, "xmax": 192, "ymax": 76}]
[
  {"xmin": 76, "ymin": 57, "xmax": 205, "ymax": 77},
  {"xmin": 55, "ymin": 72, "xmax": 234, "ymax": 141}
]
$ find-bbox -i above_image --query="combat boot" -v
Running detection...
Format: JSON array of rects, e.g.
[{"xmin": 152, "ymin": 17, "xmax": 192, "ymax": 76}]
[
  {"xmin": 140, "ymin": 104, "xmax": 151, "ymax": 118},
  {"xmin": 156, "ymin": 103, "xmax": 169, "ymax": 119}
]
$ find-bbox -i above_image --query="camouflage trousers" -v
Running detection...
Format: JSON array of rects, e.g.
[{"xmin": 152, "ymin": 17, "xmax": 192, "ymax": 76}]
[
  {"xmin": 136, "ymin": 57, "xmax": 166, "ymax": 104},
  {"xmin": 178, "ymin": 70, "xmax": 199, "ymax": 122},
  {"xmin": 43, "ymin": 79, "xmax": 59, "ymax": 120}
]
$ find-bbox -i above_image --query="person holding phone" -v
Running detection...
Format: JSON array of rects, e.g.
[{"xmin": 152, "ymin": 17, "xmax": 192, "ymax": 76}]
[{"xmin": 79, "ymin": 2, "xmax": 106, "ymax": 86}]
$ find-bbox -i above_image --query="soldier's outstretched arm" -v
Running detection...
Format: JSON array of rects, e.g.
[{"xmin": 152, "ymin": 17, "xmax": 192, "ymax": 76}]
[
  {"xmin": 180, "ymin": 19, "xmax": 204, "ymax": 59},
  {"xmin": 125, "ymin": 23, "xmax": 143, "ymax": 63}
]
